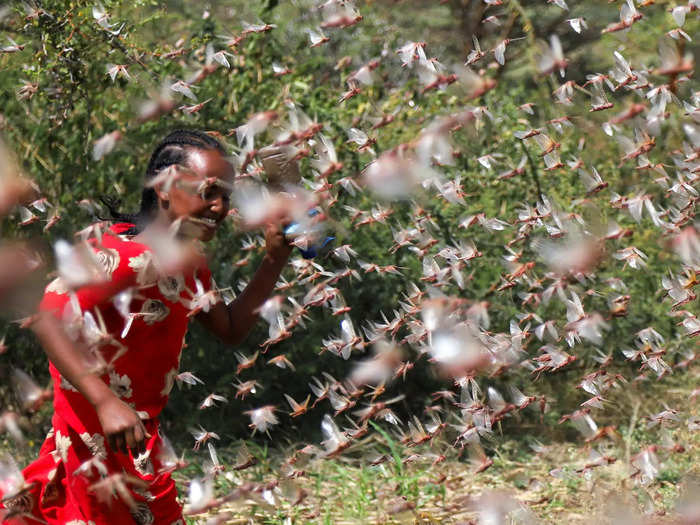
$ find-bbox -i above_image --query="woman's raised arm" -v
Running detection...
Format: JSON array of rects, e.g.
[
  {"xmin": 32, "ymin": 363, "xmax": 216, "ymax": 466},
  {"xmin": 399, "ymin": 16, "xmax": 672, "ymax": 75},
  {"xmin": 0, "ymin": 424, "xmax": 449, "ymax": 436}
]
[{"xmin": 196, "ymin": 222, "xmax": 292, "ymax": 345}]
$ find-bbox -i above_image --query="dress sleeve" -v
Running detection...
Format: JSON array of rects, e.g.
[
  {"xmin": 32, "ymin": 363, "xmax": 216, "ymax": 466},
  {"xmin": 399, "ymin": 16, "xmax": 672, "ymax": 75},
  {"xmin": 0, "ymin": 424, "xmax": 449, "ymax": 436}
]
[{"xmin": 40, "ymin": 238, "xmax": 152, "ymax": 317}]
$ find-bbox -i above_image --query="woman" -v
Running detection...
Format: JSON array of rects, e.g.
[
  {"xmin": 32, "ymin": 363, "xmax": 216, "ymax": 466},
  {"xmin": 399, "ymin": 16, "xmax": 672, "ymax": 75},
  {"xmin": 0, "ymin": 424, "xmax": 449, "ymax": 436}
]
[{"xmin": 2, "ymin": 129, "xmax": 292, "ymax": 524}]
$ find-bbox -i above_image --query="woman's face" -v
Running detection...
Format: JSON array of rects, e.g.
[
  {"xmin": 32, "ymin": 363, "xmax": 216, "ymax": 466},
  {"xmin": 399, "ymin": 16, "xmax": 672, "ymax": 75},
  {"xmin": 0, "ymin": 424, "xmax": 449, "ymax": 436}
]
[{"xmin": 160, "ymin": 148, "xmax": 234, "ymax": 242}]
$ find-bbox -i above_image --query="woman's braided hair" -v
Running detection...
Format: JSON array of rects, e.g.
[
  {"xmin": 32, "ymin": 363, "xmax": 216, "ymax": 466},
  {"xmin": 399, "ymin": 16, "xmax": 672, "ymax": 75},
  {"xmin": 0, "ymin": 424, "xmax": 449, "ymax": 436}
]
[{"xmin": 102, "ymin": 129, "xmax": 226, "ymax": 234}]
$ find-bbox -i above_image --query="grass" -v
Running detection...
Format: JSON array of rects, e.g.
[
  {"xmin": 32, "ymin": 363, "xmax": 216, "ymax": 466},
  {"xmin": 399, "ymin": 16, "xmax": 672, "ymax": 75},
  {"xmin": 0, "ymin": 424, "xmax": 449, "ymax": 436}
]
[
  {"xmin": 170, "ymin": 367, "xmax": 700, "ymax": 524},
  {"xmin": 3, "ymin": 367, "xmax": 697, "ymax": 524}
]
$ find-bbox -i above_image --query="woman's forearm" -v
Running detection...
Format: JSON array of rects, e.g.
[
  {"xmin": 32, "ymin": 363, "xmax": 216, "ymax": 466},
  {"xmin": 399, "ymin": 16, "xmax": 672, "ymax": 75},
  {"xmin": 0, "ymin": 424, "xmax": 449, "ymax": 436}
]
[
  {"xmin": 33, "ymin": 312, "xmax": 150, "ymax": 454},
  {"xmin": 225, "ymin": 253, "xmax": 288, "ymax": 342},
  {"xmin": 32, "ymin": 313, "xmax": 115, "ymax": 407}
]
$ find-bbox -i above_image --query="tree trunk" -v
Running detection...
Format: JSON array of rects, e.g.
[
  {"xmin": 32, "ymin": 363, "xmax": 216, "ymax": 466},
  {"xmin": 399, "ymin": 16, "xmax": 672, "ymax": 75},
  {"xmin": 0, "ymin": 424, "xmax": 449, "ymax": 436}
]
[{"xmin": 449, "ymin": 0, "xmax": 487, "ymax": 54}]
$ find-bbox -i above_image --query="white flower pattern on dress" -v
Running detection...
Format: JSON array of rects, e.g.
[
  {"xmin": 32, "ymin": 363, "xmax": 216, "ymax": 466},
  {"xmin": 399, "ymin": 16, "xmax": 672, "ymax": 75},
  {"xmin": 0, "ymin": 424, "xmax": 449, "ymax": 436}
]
[
  {"xmin": 109, "ymin": 370, "xmax": 133, "ymax": 399},
  {"xmin": 133, "ymin": 450, "xmax": 154, "ymax": 476},
  {"xmin": 54, "ymin": 429, "xmax": 72, "ymax": 462},
  {"xmin": 94, "ymin": 247, "xmax": 120, "ymax": 277},
  {"xmin": 46, "ymin": 277, "xmax": 69, "ymax": 295},
  {"xmin": 161, "ymin": 368, "xmax": 177, "ymax": 397},
  {"xmin": 128, "ymin": 251, "xmax": 158, "ymax": 285},
  {"xmin": 79, "ymin": 432, "xmax": 107, "ymax": 460}
]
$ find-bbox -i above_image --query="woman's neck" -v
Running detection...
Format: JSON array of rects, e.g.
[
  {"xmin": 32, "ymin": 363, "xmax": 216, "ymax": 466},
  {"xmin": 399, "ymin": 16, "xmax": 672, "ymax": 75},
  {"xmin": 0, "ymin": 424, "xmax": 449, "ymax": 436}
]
[{"xmin": 135, "ymin": 211, "xmax": 205, "ymax": 245}]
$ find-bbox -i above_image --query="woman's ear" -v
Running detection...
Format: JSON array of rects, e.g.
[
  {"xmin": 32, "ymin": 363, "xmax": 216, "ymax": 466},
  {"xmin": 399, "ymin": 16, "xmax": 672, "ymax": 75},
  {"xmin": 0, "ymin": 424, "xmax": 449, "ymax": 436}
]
[{"xmin": 154, "ymin": 187, "xmax": 170, "ymax": 210}]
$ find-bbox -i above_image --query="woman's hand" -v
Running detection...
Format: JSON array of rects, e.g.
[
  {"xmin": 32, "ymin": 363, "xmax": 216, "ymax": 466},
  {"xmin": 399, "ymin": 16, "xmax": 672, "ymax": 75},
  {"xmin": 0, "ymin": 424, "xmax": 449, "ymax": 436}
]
[
  {"xmin": 0, "ymin": 176, "xmax": 38, "ymax": 217},
  {"xmin": 264, "ymin": 221, "xmax": 293, "ymax": 264},
  {"xmin": 95, "ymin": 394, "xmax": 150, "ymax": 455}
]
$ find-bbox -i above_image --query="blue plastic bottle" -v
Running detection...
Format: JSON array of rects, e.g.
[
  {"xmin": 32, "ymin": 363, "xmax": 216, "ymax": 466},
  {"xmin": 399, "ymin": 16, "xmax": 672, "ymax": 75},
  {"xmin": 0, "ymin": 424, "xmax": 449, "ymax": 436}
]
[{"xmin": 283, "ymin": 208, "xmax": 335, "ymax": 259}]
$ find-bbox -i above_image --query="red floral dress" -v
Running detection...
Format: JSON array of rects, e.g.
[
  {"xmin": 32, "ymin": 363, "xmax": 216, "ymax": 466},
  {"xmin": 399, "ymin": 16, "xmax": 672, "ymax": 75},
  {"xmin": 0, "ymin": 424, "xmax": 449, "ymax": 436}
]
[{"xmin": 1, "ymin": 223, "xmax": 213, "ymax": 525}]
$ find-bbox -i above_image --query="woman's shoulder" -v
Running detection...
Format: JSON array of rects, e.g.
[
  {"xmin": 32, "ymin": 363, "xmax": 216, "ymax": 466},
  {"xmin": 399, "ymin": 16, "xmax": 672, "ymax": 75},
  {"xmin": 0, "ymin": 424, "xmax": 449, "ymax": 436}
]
[
  {"xmin": 41, "ymin": 224, "xmax": 153, "ymax": 305},
  {"xmin": 102, "ymin": 222, "xmax": 150, "ymax": 254},
  {"xmin": 91, "ymin": 224, "xmax": 150, "ymax": 277},
  {"xmin": 98, "ymin": 224, "xmax": 166, "ymax": 288},
  {"xmin": 41, "ymin": 228, "xmax": 160, "ymax": 317}
]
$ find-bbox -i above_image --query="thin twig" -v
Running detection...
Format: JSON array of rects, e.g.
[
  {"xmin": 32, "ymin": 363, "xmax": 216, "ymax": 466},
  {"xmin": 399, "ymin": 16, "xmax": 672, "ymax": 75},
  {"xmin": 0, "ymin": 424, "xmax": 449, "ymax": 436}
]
[
  {"xmin": 624, "ymin": 397, "xmax": 641, "ymax": 466},
  {"xmin": 519, "ymin": 141, "xmax": 543, "ymax": 203}
]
